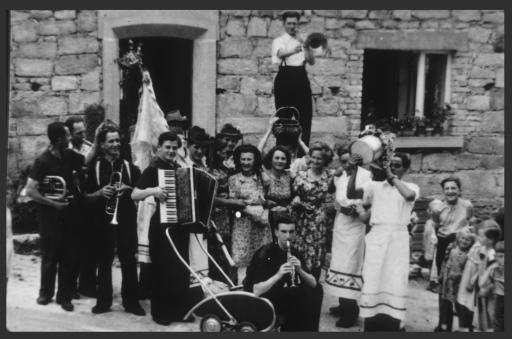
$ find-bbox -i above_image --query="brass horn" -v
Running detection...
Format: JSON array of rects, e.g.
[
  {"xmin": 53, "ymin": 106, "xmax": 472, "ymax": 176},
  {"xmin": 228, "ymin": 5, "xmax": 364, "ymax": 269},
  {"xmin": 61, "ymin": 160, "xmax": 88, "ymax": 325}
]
[{"xmin": 304, "ymin": 32, "xmax": 328, "ymax": 55}]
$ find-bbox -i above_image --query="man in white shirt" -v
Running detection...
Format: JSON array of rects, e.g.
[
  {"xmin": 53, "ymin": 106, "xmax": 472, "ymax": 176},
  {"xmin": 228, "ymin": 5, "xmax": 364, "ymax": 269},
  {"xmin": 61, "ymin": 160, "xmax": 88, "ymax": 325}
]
[
  {"xmin": 272, "ymin": 11, "xmax": 315, "ymax": 147},
  {"xmin": 347, "ymin": 152, "xmax": 419, "ymax": 331},
  {"xmin": 65, "ymin": 116, "xmax": 92, "ymax": 160}
]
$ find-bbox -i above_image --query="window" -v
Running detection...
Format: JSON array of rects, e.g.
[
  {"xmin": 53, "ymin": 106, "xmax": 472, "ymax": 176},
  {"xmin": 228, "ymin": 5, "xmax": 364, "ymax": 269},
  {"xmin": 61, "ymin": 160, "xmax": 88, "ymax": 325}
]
[{"xmin": 361, "ymin": 49, "xmax": 451, "ymax": 130}]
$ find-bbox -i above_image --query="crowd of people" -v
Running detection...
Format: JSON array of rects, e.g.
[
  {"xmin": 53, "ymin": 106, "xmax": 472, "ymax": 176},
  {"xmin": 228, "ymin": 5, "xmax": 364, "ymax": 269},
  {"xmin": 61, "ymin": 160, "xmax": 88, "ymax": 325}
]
[
  {"xmin": 9, "ymin": 108, "xmax": 504, "ymax": 332},
  {"xmin": 7, "ymin": 10, "xmax": 504, "ymax": 332}
]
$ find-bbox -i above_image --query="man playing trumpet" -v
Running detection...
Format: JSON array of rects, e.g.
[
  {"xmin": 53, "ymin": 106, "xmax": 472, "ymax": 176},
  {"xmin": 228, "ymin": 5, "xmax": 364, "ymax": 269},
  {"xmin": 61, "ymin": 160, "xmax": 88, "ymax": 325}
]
[
  {"xmin": 84, "ymin": 124, "xmax": 145, "ymax": 316},
  {"xmin": 272, "ymin": 10, "xmax": 316, "ymax": 147},
  {"xmin": 243, "ymin": 214, "xmax": 323, "ymax": 331}
]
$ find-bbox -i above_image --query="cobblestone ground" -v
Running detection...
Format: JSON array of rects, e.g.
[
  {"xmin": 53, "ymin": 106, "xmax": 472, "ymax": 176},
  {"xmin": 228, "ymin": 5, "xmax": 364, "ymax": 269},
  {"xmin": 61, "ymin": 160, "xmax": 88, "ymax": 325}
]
[{"xmin": 6, "ymin": 254, "xmax": 438, "ymax": 332}]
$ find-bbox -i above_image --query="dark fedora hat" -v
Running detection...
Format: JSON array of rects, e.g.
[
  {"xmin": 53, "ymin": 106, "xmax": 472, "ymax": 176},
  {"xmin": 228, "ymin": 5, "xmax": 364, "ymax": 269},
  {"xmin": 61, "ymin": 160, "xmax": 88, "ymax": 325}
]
[
  {"xmin": 166, "ymin": 109, "xmax": 187, "ymax": 122},
  {"xmin": 218, "ymin": 123, "xmax": 242, "ymax": 140},
  {"xmin": 187, "ymin": 126, "xmax": 213, "ymax": 145}
]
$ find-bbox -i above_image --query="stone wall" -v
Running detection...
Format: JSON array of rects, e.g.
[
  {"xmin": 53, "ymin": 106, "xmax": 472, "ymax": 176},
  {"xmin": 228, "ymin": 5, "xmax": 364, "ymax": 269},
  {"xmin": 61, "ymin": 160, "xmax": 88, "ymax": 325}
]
[
  {"xmin": 215, "ymin": 9, "xmax": 504, "ymax": 217},
  {"xmin": 7, "ymin": 9, "xmax": 504, "ymax": 218},
  {"xmin": 8, "ymin": 10, "xmax": 102, "ymax": 196}
]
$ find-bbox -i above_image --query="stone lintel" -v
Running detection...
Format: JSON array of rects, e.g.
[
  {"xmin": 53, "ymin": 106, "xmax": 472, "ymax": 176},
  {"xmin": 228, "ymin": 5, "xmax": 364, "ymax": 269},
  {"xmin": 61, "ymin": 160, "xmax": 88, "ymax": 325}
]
[{"xmin": 356, "ymin": 31, "xmax": 469, "ymax": 51}]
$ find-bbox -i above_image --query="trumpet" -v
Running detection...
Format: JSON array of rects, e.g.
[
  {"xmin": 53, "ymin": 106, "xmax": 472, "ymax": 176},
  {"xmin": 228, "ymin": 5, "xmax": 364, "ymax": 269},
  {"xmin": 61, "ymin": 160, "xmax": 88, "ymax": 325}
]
[
  {"xmin": 286, "ymin": 240, "xmax": 297, "ymax": 288},
  {"xmin": 106, "ymin": 171, "xmax": 122, "ymax": 225}
]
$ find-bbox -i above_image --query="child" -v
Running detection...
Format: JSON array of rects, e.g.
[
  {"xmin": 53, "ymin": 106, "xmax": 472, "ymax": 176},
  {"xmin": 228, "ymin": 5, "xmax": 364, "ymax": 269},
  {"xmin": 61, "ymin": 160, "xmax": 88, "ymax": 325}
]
[
  {"xmin": 478, "ymin": 240, "xmax": 504, "ymax": 332},
  {"xmin": 456, "ymin": 220, "xmax": 500, "ymax": 332},
  {"xmin": 436, "ymin": 229, "xmax": 475, "ymax": 331},
  {"xmin": 475, "ymin": 224, "xmax": 502, "ymax": 331},
  {"xmin": 424, "ymin": 199, "xmax": 443, "ymax": 292}
]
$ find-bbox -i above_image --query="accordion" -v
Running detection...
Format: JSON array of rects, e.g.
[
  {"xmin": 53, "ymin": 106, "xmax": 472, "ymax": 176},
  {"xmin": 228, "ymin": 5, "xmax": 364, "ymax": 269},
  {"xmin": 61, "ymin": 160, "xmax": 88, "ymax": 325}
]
[{"xmin": 158, "ymin": 167, "xmax": 218, "ymax": 233}]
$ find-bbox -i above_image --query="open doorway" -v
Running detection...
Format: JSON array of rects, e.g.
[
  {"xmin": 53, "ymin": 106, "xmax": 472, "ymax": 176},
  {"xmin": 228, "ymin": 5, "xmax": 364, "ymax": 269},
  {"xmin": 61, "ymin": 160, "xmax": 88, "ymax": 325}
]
[{"xmin": 119, "ymin": 37, "xmax": 193, "ymax": 151}]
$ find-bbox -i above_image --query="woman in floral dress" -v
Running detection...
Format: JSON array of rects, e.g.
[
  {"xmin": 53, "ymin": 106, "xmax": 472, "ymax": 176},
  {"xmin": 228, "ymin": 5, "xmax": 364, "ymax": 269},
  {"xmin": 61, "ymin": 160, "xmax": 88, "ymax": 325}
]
[
  {"xmin": 291, "ymin": 143, "xmax": 334, "ymax": 280},
  {"xmin": 228, "ymin": 144, "xmax": 271, "ymax": 283}
]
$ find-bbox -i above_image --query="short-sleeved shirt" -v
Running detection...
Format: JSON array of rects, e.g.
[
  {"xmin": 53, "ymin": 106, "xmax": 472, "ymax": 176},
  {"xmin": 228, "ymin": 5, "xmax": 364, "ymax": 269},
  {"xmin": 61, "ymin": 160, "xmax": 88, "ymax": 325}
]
[
  {"xmin": 29, "ymin": 149, "xmax": 66, "ymax": 183},
  {"xmin": 362, "ymin": 179, "xmax": 420, "ymax": 228},
  {"xmin": 243, "ymin": 242, "xmax": 311, "ymax": 299},
  {"xmin": 433, "ymin": 199, "xmax": 473, "ymax": 237},
  {"xmin": 272, "ymin": 33, "xmax": 306, "ymax": 66}
]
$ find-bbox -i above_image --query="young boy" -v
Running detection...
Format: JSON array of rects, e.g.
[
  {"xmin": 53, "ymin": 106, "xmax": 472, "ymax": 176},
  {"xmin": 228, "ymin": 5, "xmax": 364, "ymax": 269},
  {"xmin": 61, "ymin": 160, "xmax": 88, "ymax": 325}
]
[
  {"xmin": 478, "ymin": 240, "xmax": 504, "ymax": 332},
  {"xmin": 475, "ymin": 221, "xmax": 501, "ymax": 331}
]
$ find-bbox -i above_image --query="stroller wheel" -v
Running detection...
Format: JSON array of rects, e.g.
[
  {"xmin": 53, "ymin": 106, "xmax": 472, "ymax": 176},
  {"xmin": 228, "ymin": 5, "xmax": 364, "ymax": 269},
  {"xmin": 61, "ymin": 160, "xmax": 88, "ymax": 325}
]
[
  {"xmin": 200, "ymin": 314, "xmax": 222, "ymax": 332},
  {"xmin": 237, "ymin": 321, "xmax": 257, "ymax": 332}
]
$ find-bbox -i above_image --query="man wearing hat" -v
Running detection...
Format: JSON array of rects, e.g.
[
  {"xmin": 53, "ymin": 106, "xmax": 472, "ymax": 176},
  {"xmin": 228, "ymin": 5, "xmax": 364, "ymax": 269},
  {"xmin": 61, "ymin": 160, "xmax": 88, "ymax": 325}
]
[
  {"xmin": 165, "ymin": 109, "xmax": 189, "ymax": 166},
  {"xmin": 184, "ymin": 126, "xmax": 212, "ymax": 169},
  {"xmin": 272, "ymin": 10, "xmax": 316, "ymax": 146},
  {"xmin": 216, "ymin": 124, "xmax": 243, "ymax": 172}
]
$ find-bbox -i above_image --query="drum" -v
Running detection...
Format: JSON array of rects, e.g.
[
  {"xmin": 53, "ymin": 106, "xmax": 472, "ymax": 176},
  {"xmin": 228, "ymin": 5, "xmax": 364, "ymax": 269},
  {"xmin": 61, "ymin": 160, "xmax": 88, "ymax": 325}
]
[{"xmin": 350, "ymin": 135, "xmax": 383, "ymax": 165}]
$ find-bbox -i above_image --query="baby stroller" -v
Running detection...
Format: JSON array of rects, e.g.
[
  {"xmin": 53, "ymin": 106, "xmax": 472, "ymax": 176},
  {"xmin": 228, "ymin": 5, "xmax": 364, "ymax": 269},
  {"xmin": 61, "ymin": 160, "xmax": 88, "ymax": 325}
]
[{"xmin": 165, "ymin": 220, "xmax": 276, "ymax": 332}]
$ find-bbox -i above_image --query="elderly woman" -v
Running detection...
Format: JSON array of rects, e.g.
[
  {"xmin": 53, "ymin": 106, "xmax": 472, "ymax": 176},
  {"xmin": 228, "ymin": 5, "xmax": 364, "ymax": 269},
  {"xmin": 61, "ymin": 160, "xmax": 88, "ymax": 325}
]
[
  {"xmin": 291, "ymin": 143, "xmax": 334, "ymax": 280},
  {"xmin": 228, "ymin": 145, "xmax": 272, "ymax": 283},
  {"xmin": 432, "ymin": 177, "xmax": 474, "ymax": 276},
  {"xmin": 431, "ymin": 176, "xmax": 473, "ymax": 332}
]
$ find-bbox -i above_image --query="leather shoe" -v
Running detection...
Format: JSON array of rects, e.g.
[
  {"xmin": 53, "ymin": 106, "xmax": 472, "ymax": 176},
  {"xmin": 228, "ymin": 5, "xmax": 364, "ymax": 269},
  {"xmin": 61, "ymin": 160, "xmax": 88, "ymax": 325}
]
[
  {"xmin": 36, "ymin": 296, "xmax": 52, "ymax": 305},
  {"xmin": 336, "ymin": 318, "xmax": 356, "ymax": 328},
  {"xmin": 92, "ymin": 305, "xmax": 111, "ymax": 314},
  {"xmin": 153, "ymin": 317, "xmax": 172, "ymax": 326},
  {"xmin": 59, "ymin": 301, "xmax": 74, "ymax": 312},
  {"xmin": 329, "ymin": 306, "xmax": 342, "ymax": 317},
  {"xmin": 125, "ymin": 305, "xmax": 146, "ymax": 316}
]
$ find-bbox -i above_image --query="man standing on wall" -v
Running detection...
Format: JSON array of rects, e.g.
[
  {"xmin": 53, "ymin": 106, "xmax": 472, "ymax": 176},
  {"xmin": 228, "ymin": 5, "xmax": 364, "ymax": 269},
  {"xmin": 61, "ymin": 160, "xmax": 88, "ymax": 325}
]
[{"xmin": 272, "ymin": 10, "xmax": 316, "ymax": 147}]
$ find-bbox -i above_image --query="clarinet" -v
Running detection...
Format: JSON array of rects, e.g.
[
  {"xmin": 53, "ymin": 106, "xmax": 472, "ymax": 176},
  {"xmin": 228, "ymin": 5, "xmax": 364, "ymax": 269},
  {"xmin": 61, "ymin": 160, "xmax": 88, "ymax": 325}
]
[{"xmin": 286, "ymin": 240, "xmax": 297, "ymax": 288}]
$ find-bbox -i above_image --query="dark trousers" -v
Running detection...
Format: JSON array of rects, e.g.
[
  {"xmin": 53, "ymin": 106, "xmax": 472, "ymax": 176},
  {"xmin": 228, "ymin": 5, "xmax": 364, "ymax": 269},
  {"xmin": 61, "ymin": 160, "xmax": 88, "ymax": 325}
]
[
  {"xmin": 337, "ymin": 297, "xmax": 360, "ymax": 327},
  {"xmin": 138, "ymin": 262, "xmax": 151, "ymax": 299},
  {"xmin": 77, "ymin": 208, "xmax": 98, "ymax": 296},
  {"xmin": 94, "ymin": 218, "xmax": 139, "ymax": 309},
  {"xmin": 269, "ymin": 284, "xmax": 323, "ymax": 331},
  {"xmin": 436, "ymin": 234, "xmax": 456, "ymax": 274},
  {"xmin": 149, "ymin": 224, "xmax": 192, "ymax": 321},
  {"xmin": 438, "ymin": 296, "xmax": 454, "ymax": 331},
  {"xmin": 64, "ymin": 201, "xmax": 97, "ymax": 296},
  {"xmin": 37, "ymin": 208, "xmax": 73, "ymax": 303},
  {"xmin": 364, "ymin": 314, "xmax": 401, "ymax": 331},
  {"xmin": 494, "ymin": 295, "xmax": 504, "ymax": 332},
  {"xmin": 455, "ymin": 302, "xmax": 474, "ymax": 330},
  {"xmin": 274, "ymin": 65, "xmax": 313, "ymax": 147}
]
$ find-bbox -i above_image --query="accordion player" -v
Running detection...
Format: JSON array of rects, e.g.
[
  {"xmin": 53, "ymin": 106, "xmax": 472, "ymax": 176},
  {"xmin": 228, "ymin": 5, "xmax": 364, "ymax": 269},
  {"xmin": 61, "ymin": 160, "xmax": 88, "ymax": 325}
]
[{"xmin": 158, "ymin": 167, "xmax": 218, "ymax": 233}]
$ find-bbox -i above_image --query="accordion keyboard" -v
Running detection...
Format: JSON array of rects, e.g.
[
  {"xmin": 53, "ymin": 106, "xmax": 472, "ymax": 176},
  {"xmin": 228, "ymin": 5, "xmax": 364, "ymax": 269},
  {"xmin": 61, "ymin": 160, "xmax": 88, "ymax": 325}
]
[{"xmin": 159, "ymin": 170, "xmax": 178, "ymax": 223}]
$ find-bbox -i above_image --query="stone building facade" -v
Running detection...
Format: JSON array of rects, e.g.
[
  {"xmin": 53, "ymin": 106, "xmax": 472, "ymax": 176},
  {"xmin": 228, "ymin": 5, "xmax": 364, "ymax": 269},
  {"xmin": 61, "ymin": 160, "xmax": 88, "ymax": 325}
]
[{"xmin": 8, "ymin": 10, "xmax": 504, "ymax": 219}]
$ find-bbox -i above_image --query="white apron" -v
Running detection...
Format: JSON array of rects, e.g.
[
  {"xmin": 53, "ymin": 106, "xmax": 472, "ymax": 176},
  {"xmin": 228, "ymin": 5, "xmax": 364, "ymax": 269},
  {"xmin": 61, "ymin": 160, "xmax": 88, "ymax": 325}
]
[
  {"xmin": 359, "ymin": 225, "xmax": 410, "ymax": 321},
  {"xmin": 325, "ymin": 169, "xmax": 370, "ymax": 300},
  {"xmin": 325, "ymin": 212, "xmax": 365, "ymax": 300}
]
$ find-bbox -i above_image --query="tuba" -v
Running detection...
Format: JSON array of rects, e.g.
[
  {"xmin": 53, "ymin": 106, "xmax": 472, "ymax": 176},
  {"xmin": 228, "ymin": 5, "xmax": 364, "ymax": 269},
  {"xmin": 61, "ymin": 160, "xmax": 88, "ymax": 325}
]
[
  {"xmin": 40, "ymin": 176, "xmax": 69, "ymax": 201},
  {"xmin": 304, "ymin": 32, "xmax": 329, "ymax": 56}
]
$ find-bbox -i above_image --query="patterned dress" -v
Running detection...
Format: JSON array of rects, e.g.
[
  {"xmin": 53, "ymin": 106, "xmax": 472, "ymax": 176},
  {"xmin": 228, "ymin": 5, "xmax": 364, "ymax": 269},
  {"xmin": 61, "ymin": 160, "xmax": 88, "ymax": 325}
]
[
  {"xmin": 439, "ymin": 244, "xmax": 469, "ymax": 302},
  {"xmin": 263, "ymin": 171, "xmax": 293, "ymax": 229},
  {"xmin": 210, "ymin": 166, "xmax": 231, "ymax": 238},
  {"xmin": 292, "ymin": 169, "xmax": 332, "ymax": 276},
  {"xmin": 228, "ymin": 173, "xmax": 272, "ymax": 267}
]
